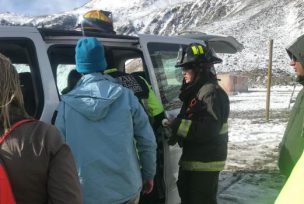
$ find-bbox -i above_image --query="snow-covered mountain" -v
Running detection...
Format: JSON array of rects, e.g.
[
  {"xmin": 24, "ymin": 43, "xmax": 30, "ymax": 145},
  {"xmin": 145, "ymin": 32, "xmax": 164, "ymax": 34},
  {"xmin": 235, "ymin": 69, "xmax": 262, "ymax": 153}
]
[{"xmin": 1, "ymin": 0, "xmax": 304, "ymax": 77}]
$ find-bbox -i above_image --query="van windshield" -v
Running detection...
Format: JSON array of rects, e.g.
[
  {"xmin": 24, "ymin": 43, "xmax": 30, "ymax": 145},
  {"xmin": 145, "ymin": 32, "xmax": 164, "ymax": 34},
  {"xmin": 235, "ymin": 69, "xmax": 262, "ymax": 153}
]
[{"xmin": 147, "ymin": 42, "xmax": 185, "ymax": 110}]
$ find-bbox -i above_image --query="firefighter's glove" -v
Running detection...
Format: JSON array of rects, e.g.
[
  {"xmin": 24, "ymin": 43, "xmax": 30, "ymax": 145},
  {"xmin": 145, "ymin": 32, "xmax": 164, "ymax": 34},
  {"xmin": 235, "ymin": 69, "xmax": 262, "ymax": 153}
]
[{"xmin": 167, "ymin": 118, "xmax": 181, "ymax": 146}]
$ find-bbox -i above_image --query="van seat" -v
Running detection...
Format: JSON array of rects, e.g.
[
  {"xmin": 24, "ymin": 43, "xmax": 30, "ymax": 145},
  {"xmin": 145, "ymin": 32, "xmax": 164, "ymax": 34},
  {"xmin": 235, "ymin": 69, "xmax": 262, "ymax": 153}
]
[{"xmin": 19, "ymin": 72, "xmax": 36, "ymax": 116}]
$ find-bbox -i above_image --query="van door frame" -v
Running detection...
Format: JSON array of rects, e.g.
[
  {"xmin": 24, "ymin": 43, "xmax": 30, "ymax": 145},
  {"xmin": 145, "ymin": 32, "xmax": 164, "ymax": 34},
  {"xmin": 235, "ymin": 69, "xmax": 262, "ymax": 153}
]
[
  {"xmin": 0, "ymin": 27, "xmax": 58, "ymax": 122},
  {"xmin": 138, "ymin": 34, "xmax": 204, "ymax": 204}
]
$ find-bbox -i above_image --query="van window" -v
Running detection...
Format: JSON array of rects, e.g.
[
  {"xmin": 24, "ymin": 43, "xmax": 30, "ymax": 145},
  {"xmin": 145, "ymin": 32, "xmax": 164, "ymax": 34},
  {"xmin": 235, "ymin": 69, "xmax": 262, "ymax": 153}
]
[
  {"xmin": 125, "ymin": 58, "xmax": 144, "ymax": 73},
  {"xmin": 56, "ymin": 64, "xmax": 76, "ymax": 94},
  {"xmin": 0, "ymin": 39, "xmax": 43, "ymax": 118},
  {"xmin": 48, "ymin": 45, "xmax": 150, "ymax": 95},
  {"xmin": 147, "ymin": 42, "xmax": 184, "ymax": 110},
  {"xmin": 47, "ymin": 45, "xmax": 76, "ymax": 95},
  {"xmin": 14, "ymin": 64, "xmax": 31, "ymax": 73}
]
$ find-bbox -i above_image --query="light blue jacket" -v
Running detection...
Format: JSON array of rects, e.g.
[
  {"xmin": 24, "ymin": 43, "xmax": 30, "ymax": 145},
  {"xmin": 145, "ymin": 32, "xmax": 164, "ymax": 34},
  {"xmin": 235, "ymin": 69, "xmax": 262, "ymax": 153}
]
[{"xmin": 55, "ymin": 73, "xmax": 156, "ymax": 204}]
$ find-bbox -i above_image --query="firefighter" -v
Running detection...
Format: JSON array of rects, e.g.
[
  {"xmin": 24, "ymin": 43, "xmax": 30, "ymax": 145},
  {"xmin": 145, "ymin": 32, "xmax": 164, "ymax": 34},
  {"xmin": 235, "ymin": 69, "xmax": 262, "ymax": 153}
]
[{"xmin": 168, "ymin": 43, "xmax": 230, "ymax": 204}]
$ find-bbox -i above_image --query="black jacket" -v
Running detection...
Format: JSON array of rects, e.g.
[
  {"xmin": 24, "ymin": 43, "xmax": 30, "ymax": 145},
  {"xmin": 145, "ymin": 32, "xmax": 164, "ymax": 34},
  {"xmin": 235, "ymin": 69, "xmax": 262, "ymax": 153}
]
[{"xmin": 172, "ymin": 75, "xmax": 230, "ymax": 171}]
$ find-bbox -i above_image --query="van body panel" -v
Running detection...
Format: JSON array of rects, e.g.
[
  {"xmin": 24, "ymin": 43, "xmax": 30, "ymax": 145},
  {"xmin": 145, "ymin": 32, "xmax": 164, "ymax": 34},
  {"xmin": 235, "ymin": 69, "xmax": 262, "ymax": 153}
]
[{"xmin": 0, "ymin": 26, "xmax": 243, "ymax": 204}]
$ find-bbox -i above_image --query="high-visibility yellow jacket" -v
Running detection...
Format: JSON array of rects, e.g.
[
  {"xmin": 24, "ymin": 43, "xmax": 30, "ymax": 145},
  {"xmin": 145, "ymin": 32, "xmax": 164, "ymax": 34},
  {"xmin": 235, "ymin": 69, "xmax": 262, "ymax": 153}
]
[
  {"xmin": 275, "ymin": 151, "xmax": 304, "ymax": 204},
  {"xmin": 104, "ymin": 68, "xmax": 164, "ymax": 118}
]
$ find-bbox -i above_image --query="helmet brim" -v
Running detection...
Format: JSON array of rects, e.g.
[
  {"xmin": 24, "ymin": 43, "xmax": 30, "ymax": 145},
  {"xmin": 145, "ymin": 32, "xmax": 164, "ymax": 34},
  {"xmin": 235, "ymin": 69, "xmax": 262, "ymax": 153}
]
[
  {"xmin": 209, "ymin": 56, "xmax": 223, "ymax": 64},
  {"xmin": 175, "ymin": 62, "xmax": 191, "ymax": 67}
]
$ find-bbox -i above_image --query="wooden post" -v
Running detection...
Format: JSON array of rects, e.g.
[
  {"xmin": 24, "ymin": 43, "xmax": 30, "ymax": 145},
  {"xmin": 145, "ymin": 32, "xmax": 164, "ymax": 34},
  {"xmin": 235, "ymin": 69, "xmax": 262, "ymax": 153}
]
[{"xmin": 266, "ymin": 39, "xmax": 273, "ymax": 121}]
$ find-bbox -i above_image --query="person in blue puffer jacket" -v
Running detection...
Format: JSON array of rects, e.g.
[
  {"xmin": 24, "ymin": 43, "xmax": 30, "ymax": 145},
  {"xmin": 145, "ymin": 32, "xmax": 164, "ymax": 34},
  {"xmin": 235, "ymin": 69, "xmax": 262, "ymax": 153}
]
[{"xmin": 55, "ymin": 37, "xmax": 157, "ymax": 204}]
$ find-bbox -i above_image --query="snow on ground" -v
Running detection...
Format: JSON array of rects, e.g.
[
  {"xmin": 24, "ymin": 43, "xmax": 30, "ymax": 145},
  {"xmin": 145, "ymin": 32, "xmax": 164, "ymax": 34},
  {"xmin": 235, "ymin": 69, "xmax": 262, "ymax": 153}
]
[{"xmin": 218, "ymin": 85, "xmax": 302, "ymax": 204}]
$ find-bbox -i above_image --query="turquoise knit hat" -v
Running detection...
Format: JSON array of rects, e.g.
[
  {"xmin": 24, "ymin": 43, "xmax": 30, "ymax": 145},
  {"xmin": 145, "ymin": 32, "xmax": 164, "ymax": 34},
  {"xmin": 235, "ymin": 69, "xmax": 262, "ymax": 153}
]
[{"xmin": 75, "ymin": 37, "xmax": 107, "ymax": 73}]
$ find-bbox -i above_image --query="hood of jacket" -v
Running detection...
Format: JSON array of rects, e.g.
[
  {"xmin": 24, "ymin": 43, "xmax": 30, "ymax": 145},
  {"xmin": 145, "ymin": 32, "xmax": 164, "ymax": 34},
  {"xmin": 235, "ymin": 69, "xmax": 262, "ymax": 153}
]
[
  {"xmin": 286, "ymin": 34, "xmax": 304, "ymax": 68},
  {"xmin": 61, "ymin": 73, "xmax": 122, "ymax": 121},
  {"xmin": 286, "ymin": 34, "xmax": 304, "ymax": 85}
]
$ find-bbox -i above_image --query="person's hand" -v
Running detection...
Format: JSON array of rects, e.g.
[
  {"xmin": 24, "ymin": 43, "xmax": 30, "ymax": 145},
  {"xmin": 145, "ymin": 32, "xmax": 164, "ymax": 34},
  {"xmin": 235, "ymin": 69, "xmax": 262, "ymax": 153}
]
[
  {"xmin": 142, "ymin": 179, "xmax": 154, "ymax": 194},
  {"xmin": 169, "ymin": 118, "xmax": 181, "ymax": 130},
  {"xmin": 162, "ymin": 118, "xmax": 177, "ymax": 128},
  {"xmin": 162, "ymin": 118, "xmax": 171, "ymax": 127}
]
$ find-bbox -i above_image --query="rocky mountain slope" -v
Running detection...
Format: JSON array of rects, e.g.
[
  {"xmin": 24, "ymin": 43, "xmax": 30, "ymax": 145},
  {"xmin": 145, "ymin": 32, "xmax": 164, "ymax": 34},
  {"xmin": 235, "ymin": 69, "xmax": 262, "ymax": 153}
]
[{"xmin": 0, "ymin": 0, "xmax": 304, "ymax": 85}]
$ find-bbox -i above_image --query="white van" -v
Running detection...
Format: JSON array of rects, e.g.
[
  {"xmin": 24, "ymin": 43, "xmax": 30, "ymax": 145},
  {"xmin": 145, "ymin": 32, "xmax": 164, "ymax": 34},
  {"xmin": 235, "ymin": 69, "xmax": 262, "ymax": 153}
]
[{"xmin": 0, "ymin": 26, "xmax": 243, "ymax": 204}]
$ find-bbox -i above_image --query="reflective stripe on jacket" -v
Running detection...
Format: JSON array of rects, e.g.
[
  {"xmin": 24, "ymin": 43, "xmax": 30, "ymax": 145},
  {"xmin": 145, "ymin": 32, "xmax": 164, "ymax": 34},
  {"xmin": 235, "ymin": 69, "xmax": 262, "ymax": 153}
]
[
  {"xmin": 177, "ymin": 119, "xmax": 228, "ymax": 138},
  {"xmin": 179, "ymin": 160, "xmax": 226, "ymax": 171}
]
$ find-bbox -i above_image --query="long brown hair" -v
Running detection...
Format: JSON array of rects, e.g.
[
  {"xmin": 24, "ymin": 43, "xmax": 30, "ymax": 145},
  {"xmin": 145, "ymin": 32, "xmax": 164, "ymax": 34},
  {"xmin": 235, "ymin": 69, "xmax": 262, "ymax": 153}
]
[{"xmin": 0, "ymin": 53, "xmax": 27, "ymax": 131}]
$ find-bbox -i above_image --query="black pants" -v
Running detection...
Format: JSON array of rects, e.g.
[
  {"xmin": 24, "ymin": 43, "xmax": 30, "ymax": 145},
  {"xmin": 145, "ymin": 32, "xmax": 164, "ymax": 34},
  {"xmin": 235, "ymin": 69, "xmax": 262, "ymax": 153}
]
[{"xmin": 177, "ymin": 170, "xmax": 220, "ymax": 204}]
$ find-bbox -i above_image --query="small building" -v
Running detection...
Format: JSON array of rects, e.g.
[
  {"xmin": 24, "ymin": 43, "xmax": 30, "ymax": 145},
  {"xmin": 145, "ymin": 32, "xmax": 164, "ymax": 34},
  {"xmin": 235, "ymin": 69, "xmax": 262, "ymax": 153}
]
[{"xmin": 217, "ymin": 74, "xmax": 248, "ymax": 94}]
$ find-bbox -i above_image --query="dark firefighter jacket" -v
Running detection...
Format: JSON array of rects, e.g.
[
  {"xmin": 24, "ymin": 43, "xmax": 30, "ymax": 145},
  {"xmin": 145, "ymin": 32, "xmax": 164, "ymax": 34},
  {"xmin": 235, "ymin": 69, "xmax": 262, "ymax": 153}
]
[{"xmin": 171, "ymin": 75, "xmax": 230, "ymax": 171}]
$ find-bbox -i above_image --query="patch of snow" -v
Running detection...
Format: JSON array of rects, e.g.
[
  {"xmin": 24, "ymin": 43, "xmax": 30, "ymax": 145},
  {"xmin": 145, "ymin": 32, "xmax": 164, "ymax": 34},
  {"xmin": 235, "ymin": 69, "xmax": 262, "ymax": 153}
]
[{"xmin": 217, "ymin": 85, "xmax": 301, "ymax": 203}]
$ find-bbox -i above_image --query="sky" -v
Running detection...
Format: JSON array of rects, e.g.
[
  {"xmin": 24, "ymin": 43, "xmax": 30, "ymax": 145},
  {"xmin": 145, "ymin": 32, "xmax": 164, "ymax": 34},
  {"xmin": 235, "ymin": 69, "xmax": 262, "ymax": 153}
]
[{"xmin": 0, "ymin": 0, "xmax": 90, "ymax": 16}]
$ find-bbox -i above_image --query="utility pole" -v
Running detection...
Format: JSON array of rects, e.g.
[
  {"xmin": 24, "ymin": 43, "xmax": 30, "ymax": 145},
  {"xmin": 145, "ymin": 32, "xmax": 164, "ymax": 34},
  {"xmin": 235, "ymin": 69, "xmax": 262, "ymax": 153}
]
[{"xmin": 266, "ymin": 39, "xmax": 273, "ymax": 121}]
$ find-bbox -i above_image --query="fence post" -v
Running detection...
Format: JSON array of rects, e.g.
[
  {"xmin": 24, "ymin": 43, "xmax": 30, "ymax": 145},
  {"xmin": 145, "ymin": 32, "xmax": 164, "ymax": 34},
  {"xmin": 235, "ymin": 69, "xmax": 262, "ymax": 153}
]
[{"xmin": 266, "ymin": 39, "xmax": 273, "ymax": 121}]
